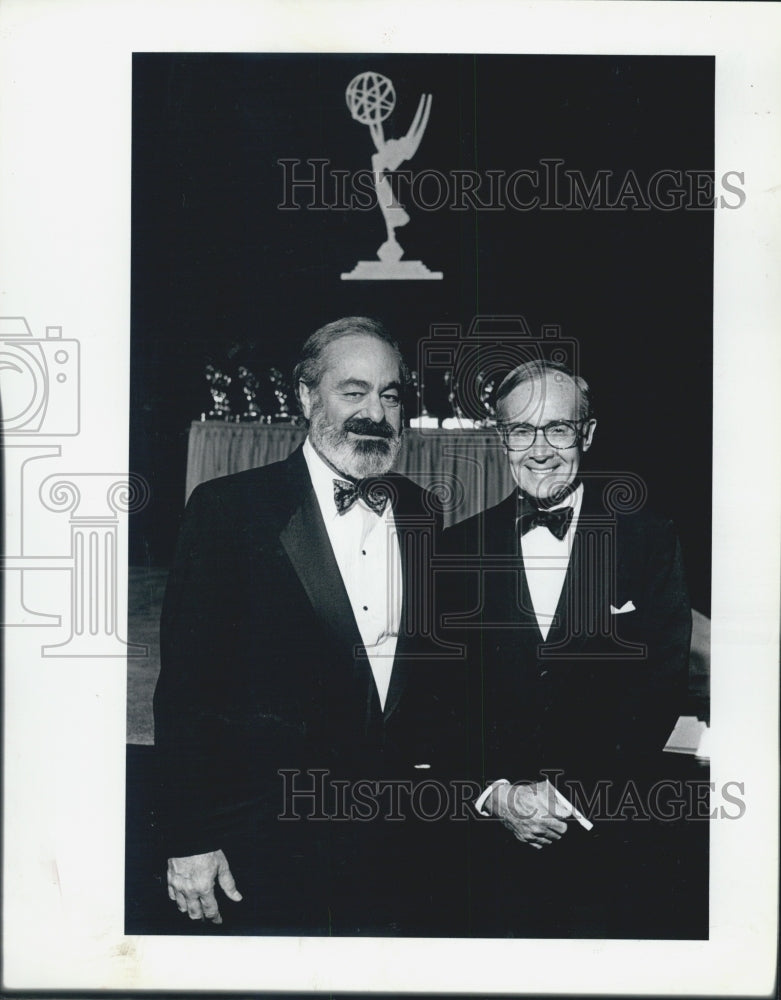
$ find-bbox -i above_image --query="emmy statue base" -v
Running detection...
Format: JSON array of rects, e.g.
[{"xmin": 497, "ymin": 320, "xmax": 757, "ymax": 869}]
[{"xmin": 341, "ymin": 259, "xmax": 443, "ymax": 280}]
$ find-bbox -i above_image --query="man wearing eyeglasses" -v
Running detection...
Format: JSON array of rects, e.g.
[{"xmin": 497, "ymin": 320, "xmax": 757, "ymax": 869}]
[{"xmin": 442, "ymin": 358, "xmax": 692, "ymax": 936}]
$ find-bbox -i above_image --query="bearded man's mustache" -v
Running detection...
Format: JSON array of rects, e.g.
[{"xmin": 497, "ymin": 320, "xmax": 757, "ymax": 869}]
[{"xmin": 343, "ymin": 417, "xmax": 397, "ymax": 439}]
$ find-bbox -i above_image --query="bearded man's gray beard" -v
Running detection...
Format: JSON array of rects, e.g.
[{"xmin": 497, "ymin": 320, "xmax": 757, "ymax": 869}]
[{"xmin": 308, "ymin": 405, "xmax": 401, "ymax": 480}]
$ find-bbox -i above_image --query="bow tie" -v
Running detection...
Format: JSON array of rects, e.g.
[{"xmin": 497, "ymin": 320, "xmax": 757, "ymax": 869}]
[
  {"xmin": 333, "ymin": 478, "xmax": 390, "ymax": 516},
  {"xmin": 517, "ymin": 504, "xmax": 574, "ymax": 540}
]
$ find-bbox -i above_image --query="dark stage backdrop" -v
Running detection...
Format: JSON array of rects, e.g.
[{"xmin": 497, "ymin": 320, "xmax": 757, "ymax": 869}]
[{"xmin": 130, "ymin": 53, "xmax": 713, "ymax": 613}]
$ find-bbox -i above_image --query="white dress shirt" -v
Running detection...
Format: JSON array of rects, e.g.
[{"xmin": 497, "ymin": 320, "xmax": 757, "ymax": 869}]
[
  {"xmin": 303, "ymin": 438, "xmax": 401, "ymax": 710},
  {"xmin": 474, "ymin": 483, "xmax": 586, "ymax": 819},
  {"xmin": 520, "ymin": 483, "xmax": 583, "ymax": 640}
]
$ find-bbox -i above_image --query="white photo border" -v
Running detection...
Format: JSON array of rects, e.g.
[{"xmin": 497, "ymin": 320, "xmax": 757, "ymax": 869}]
[{"xmin": 1, "ymin": 0, "xmax": 779, "ymax": 994}]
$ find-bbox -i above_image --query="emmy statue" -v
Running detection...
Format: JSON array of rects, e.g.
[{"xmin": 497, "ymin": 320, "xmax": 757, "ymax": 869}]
[
  {"xmin": 408, "ymin": 369, "xmax": 438, "ymax": 428},
  {"xmin": 237, "ymin": 365, "xmax": 261, "ymax": 422},
  {"xmin": 268, "ymin": 367, "xmax": 294, "ymax": 423},
  {"xmin": 475, "ymin": 371, "xmax": 497, "ymax": 428},
  {"xmin": 204, "ymin": 364, "xmax": 232, "ymax": 420},
  {"xmin": 441, "ymin": 371, "xmax": 478, "ymax": 430},
  {"xmin": 341, "ymin": 71, "xmax": 443, "ymax": 281}
]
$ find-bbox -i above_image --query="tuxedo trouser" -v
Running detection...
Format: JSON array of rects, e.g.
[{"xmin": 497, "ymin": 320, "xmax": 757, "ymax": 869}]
[
  {"xmin": 212, "ymin": 807, "xmax": 469, "ymax": 937},
  {"xmin": 467, "ymin": 816, "xmax": 706, "ymax": 939}
]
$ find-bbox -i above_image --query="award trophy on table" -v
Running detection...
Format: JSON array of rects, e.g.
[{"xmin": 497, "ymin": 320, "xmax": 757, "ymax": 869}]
[
  {"xmin": 237, "ymin": 365, "xmax": 261, "ymax": 422},
  {"xmin": 341, "ymin": 72, "xmax": 442, "ymax": 281},
  {"xmin": 204, "ymin": 364, "xmax": 232, "ymax": 420},
  {"xmin": 441, "ymin": 371, "xmax": 478, "ymax": 430},
  {"xmin": 408, "ymin": 369, "xmax": 438, "ymax": 428},
  {"xmin": 475, "ymin": 371, "xmax": 497, "ymax": 427},
  {"xmin": 268, "ymin": 367, "xmax": 294, "ymax": 423}
]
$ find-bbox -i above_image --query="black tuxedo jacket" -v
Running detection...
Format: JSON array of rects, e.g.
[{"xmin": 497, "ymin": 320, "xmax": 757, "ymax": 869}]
[
  {"xmin": 440, "ymin": 485, "xmax": 694, "ymax": 936},
  {"xmin": 441, "ymin": 484, "xmax": 692, "ymax": 803},
  {"xmin": 154, "ymin": 446, "xmax": 460, "ymax": 934}
]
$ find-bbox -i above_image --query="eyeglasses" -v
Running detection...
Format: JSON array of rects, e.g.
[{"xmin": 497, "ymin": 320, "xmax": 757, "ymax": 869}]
[{"xmin": 497, "ymin": 420, "xmax": 584, "ymax": 451}]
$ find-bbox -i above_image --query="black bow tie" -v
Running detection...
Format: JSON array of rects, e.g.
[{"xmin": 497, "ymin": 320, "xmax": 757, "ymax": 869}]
[
  {"xmin": 333, "ymin": 478, "xmax": 390, "ymax": 517},
  {"xmin": 517, "ymin": 504, "xmax": 574, "ymax": 540}
]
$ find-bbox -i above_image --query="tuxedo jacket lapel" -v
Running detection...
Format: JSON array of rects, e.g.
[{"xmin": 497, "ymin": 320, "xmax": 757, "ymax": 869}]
[
  {"xmin": 277, "ymin": 456, "xmax": 437, "ymax": 725},
  {"xmin": 369, "ymin": 471, "xmax": 445, "ymax": 722},
  {"xmin": 541, "ymin": 529, "xmax": 581, "ymax": 652},
  {"xmin": 485, "ymin": 493, "xmax": 545, "ymax": 655},
  {"xmin": 541, "ymin": 487, "xmax": 611, "ymax": 655},
  {"xmin": 380, "ymin": 477, "xmax": 419, "ymax": 721},
  {"xmin": 278, "ymin": 450, "xmax": 377, "ymax": 705},
  {"xmin": 280, "ymin": 488, "xmax": 360, "ymax": 654}
]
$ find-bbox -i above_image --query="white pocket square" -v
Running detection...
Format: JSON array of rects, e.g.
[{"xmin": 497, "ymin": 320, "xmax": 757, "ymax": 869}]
[{"xmin": 610, "ymin": 600, "xmax": 636, "ymax": 615}]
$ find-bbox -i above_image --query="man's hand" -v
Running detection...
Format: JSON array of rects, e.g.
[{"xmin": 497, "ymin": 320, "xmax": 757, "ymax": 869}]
[
  {"xmin": 487, "ymin": 780, "xmax": 569, "ymax": 849},
  {"xmin": 166, "ymin": 849, "xmax": 243, "ymax": 923}
]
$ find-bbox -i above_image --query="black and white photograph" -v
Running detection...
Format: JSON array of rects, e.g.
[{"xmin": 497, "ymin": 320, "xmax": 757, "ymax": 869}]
[
  {"xmin": 127, "ymin": 52, "xmax": 713, "ymax": 941},
  {"xmin": 1, "ymin": 1, "xmax": 779, "ymax": 994}
]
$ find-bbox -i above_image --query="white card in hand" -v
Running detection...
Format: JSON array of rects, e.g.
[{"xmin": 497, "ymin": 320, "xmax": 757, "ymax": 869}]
[{"xmin": 537, "ymin": 779, "xmax": 594, "ymax": 831}]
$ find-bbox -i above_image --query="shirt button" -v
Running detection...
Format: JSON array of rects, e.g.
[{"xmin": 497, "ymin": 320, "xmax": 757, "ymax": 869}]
[
  {"xmin": 363, "ymin": 605, "xmax": 368, "ymax": 611},
  {"xmin": 362, "ymin": 550, "xmax": 366, "ymax": 555}
]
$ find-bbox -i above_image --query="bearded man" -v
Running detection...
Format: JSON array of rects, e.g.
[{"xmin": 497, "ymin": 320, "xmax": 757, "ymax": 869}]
[{"xmin": 153, "ymin": 317, "xmax": 462, "ymax": 936}]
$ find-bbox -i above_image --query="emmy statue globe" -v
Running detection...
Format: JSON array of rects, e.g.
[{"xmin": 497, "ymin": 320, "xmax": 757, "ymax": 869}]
[{"xmin": 341, "ymin": 72, "xmax": 443, "ymax": 280}]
